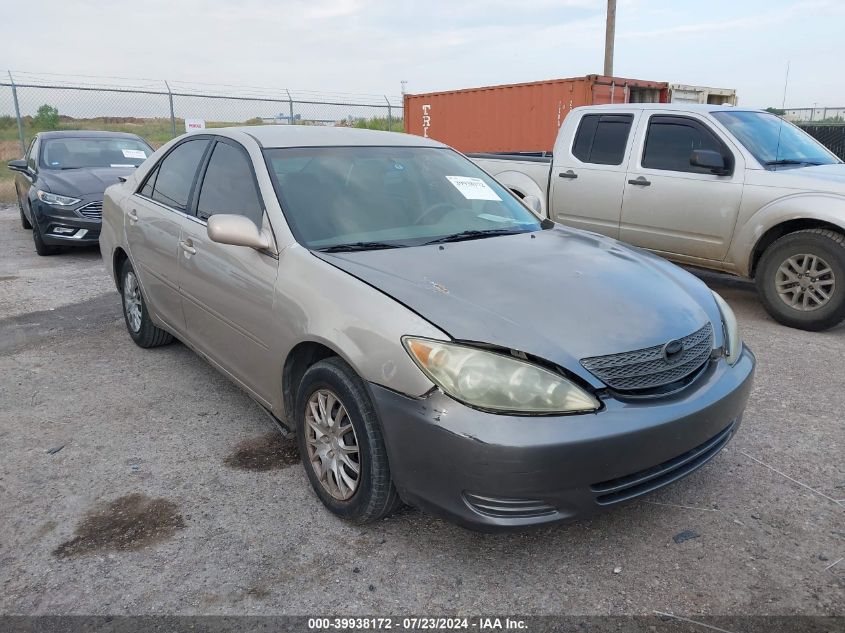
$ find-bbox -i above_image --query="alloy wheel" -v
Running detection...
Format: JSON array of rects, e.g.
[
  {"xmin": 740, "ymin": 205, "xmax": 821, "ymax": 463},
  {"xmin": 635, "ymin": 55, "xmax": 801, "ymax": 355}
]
[
  {"xmin": 775, "ymin": 253, "xmax": 835, "ymax": 312},
  {"xmin": 123, "ymin": 271, "xmax": 143, "ymax": 332},
  {"xmin": 304, "ymin": 388, "xmax": 361, "ymax": 500}
]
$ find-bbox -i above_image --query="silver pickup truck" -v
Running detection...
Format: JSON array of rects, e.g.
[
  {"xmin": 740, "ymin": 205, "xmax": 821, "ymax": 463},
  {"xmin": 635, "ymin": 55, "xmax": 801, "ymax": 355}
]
[{"xmin": 471, "ymin": 104, "xmax": 845, "ymax": 331}]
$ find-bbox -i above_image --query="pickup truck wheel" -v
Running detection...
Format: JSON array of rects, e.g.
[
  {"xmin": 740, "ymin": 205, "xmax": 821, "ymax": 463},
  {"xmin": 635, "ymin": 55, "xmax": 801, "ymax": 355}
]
[
  {"xmin": 756, "ymin": 229, "xmax": 845, "ymax": 331},
  {"xmin": 296, "ymin": 357, "xmax": 401, "ymax": 523},
  {"xmin": 119, "ymin": 260, "xmax": 174, "ymax": 348}
]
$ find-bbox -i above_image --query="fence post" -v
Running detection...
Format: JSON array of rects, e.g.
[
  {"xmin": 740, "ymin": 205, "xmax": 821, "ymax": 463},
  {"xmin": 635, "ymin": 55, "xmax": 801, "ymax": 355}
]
[
  {"xmin": 8, "ymin": 71, "xmax": 26, "ymax": 155},
  {"xmin": 286, "ymin": 90, "xmax": 295, "ymax": 125},
  {"xmin": 165, "ymin": 80, "xmax": 176, "ymax": 137},
  {"xmin": 385, "ymin": 96, "xmax": 392, "ymax": 132}
]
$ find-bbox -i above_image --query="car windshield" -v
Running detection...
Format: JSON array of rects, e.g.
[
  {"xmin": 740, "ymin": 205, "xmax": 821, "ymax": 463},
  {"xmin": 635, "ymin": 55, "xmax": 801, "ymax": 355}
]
[
  {"xmin": 40, "ymin": 137, "xmax": 152, "ymax": 170},
  {"xmin": 711, "ymin": 111, "xmax": 839, "ymax": 168},
  {"xmin": 263, "ymin": 146, "xmax": 542, "ymax": 250}
]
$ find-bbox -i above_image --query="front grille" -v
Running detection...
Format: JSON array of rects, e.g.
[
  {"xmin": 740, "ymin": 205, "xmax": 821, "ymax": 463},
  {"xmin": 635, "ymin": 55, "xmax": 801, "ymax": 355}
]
[
  {"xmin": 580, "ymin": 323, "xmax": 713, "ymax": 393},
  {"xmin": 77, "ymin": 201, "xmax": 103, "ymax": 219},
  {"xmin": 590, "ymin": 421, "xmax": 735, "ymax": 506},
  {"xmin": 463, "ymin": 492, "xmax": 556, "ymax": 519}
]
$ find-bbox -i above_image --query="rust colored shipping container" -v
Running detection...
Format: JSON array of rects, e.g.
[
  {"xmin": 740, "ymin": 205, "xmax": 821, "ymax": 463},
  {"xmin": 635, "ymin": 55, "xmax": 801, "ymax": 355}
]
[{"xmin": 404, "ymin": 75, "xmax": 668, "ymax": 153}]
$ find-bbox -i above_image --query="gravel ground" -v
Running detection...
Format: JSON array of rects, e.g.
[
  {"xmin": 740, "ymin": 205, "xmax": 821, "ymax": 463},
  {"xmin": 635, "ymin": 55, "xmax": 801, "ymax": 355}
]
[{"xmin": 0, "ymin": 204, "xmax": 842, "ymax": 617}]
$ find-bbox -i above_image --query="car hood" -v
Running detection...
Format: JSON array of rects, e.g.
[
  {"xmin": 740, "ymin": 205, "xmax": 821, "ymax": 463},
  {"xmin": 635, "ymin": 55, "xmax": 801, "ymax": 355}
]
[
  {"xmin": 749, "ymin": 163, "xmax": 845, "ymax": 193},
  {"xmin": 41, "ymin": 167, "xmax": 137, "ymax": 197},
  {"xmin": 316, "ymin": 226, "xmax": 723, "ymax": 386}
]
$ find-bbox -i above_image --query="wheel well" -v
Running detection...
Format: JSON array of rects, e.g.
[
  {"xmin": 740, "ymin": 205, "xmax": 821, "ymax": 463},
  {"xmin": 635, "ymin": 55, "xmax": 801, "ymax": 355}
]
[
  {"xmin": 282, "ymin": 342, "xmax": 338, "ymax": 422},
  {"xmin": 750, "ymin": 219, "xmax": 845, "ymax": 277},
  {"xmin": 113, "ymin": 247, "xmax": 129, "ymax": 290}
]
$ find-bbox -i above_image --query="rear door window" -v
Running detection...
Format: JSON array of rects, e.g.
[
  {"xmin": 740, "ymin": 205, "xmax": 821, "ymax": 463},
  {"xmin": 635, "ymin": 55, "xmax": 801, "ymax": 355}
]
[
  {"xmin": 148, "ymin": 139, "xmax": 210, "ymax": 211},
  {"xmin": 572, "ymin": 114, "xmax": 633, "ymax": 165},
  {"xmin": 642, "ymin": 116, "xmax": 726, "ymax": 173},
  {"xmin": 196, "ymin": 141, "xmax": 263, "ymax": 226}
]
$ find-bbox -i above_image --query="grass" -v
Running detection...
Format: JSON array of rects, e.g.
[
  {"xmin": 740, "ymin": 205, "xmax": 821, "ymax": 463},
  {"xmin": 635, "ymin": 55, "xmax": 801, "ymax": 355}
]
[{"xmin": 0, "ymin": 115, "xmax": 405, "ymax": 203}]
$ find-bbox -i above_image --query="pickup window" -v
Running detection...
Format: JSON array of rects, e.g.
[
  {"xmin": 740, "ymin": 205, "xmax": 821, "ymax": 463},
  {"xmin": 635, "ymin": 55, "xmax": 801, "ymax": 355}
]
[
  {"xmin": 572, "ymin": 114, "xmax": 633, "ymax": 166},
  {"xmin": 642, "ymin": 116, "xmax": 727, "ymax": 174}
]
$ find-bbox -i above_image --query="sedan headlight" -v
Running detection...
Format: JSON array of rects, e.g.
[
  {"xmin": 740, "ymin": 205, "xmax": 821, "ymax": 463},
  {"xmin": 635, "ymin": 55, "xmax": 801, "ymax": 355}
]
[
  {"xmin": 712, "ymin": 291, "xmax": 742, "ymax": 366},
  {"xmin": 403, "ymin": 337, "xmax": 599, "ymax": 414},
  {"xmin": 36, "ymin": 190, "xmax": 81, "ymax": 206}
]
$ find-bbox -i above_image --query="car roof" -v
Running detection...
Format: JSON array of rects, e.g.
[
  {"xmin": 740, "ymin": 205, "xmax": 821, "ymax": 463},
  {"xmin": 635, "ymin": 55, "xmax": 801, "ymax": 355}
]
[
  {"xmin": 36, "ymin": 130, "xmax": 145, "ymax": 140},
  {"xmin": 207, "ymin": 125, "xmax": 447, "ymax": 149},
  {"xmin": 578, "ymin": 103, "xmax": 757, "ymax": 114}
]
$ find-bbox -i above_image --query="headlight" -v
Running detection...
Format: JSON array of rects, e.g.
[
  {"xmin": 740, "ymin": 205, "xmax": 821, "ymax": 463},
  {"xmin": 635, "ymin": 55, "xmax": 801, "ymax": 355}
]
[
  {"xmin": 402, "ymin": 337, "xmax": 599, "ymax": 414},
  {"xmin": 36, "ymin": 190, "xmax": 81, "ymax": 206},
  {"xmin": 712, "ymin": 291, "xmax": 742, "ymax": 366}
]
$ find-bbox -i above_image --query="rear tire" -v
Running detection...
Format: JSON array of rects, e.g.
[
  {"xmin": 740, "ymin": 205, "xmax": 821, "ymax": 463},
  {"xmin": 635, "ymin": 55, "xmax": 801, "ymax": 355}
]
[
  {"xmin": 296, "ymin": 357, "xmax": 401, "ymax": 523},
  {"xmin": 755, "ymin": 229, "xmax": 845, "ymax": 331},
  {"xmin": 119, "ymin": 259, "xmax": 173, "ymax": 348}
]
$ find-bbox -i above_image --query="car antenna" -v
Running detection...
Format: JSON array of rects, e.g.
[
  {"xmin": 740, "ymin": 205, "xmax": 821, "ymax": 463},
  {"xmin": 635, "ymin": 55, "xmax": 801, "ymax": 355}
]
[{"xmin": 774, "ymin": 60, "xmax": 790, "ymax": 164}]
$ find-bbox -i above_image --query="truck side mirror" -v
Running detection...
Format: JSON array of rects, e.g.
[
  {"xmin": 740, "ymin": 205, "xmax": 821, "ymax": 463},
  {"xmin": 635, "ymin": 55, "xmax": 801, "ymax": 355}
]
[{"xmin": 690, "ymin": 149, "xmax": 730, "ymax": 175}]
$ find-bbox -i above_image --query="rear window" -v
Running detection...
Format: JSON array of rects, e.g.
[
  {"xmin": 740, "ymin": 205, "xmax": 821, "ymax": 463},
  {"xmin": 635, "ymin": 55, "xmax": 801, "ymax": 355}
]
[
  {"xmin": 146, "ymin": 139, "xmax": 209, "ymax": 211},
  {"xmin": 572, "ymin": 114, "xmax": 633, "ymax": 165}
]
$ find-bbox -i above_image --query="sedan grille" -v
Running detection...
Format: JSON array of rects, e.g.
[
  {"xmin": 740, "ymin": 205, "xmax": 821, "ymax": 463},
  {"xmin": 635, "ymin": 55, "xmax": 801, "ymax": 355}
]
[
  {"xmin": 77, "ymin": 201, "xmax": 103, "ymax": 219},
  {"xmin": 580, "ymin": 323, "xmax": 713, "ymax": 393}
]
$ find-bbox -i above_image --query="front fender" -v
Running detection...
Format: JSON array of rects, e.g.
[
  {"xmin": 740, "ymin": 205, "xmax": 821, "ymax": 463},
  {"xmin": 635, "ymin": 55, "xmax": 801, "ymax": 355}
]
[
  {"xmin": 729, "ymin": 192, "xmax": 845, "ymax": 277},
  {"xmin": 272, "ymin": 246, "xmax": 446, "ymax": 418}
]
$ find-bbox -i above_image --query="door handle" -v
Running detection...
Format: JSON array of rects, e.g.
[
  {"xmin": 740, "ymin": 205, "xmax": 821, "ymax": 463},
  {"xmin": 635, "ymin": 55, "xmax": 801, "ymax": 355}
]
[
  {"xmin": 127, "ymin": 209, "xmax": 138, "ymax": 224},
  {"xmin": 628, "ymin": 177, "xmax": 651, "ymax": 186},
  {"xmin": 179, "ymin": 239, "xmax": 196, "ymax": 256},
  {"xmin": 559, "ymin": 170, "xmax": 578, "ymax": 179}
]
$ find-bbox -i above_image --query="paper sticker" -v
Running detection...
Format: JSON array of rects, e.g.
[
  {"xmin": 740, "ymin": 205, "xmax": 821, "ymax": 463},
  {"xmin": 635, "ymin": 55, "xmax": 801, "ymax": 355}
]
[
  {"xmin": 445, "ymin": 176, "xmax": 501, "ymax": 201},
  {"xmin": 122, "ymin": 149, "xmax": 147, "ymax": 159},
  {"xmin": 110, "ymin": 164, "xmax": 135, "ymax": 168}
]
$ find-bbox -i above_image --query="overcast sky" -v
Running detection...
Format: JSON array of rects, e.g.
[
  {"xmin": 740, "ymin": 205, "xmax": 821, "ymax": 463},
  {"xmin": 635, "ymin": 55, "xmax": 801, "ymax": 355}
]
[{"xmin": 4, "ymin": 0, "xmax": 843, "ymax": 108}]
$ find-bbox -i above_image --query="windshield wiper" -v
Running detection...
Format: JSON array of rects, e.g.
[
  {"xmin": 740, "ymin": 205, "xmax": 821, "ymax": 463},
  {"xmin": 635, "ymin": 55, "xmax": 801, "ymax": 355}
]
[
  {"xmin": 422, "ymin": 228, "xmax": 527, "ymax": 245},
  {"xmin": 763, "ymin": 159, "xmax": 823, "ymax": 167},
  {"xmin": 316, "ymin": 241, "xmax": 403, "ymax": 253}
]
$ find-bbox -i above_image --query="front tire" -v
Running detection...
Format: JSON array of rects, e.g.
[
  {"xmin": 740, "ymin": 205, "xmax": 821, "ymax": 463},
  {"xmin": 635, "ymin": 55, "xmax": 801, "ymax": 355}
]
[
  {"xmin": 31, "ymin": 216, "xmax": 59, "ymax": 256},
  {"xmin": 296, "ymin": 357, "xmax": 401, "ymax": 523},
  {"xmin": 18, "ymin": 189, "xmax": 32, "ymax": 230},
  {"xmin": 756, "ymin": 229, "xmax": 845, "ymax": 331},
  {"xmin": 120, "ymin": 259, "xmax": 173, "ymax": 348}
]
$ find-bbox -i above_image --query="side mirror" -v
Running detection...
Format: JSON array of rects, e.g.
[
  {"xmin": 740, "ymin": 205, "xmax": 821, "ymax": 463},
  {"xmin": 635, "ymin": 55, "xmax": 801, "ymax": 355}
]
[
  {"xmin": 207, "ymin": 214, "xmax": 273, "ymax": 251},
  {"xmin": 7, "ymin": 159, "xmax": 28, "ymax": 173},
  {"xmin": 690, "ymin": 149, "xmax": 730, "ymax": 175},
  {"xmin": 522, "ymin": 194, "xmax": 543, "ymax": 215}
]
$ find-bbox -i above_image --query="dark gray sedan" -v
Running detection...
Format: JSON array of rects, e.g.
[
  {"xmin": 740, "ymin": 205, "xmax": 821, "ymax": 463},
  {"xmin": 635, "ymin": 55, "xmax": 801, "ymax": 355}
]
[
  {"xmin": 9, "ymin": 130, "xmax": 152, "ymax": 255},
  {"xmin": 100, "ymin": 126, "xmax": 755, "ymax": 530}
]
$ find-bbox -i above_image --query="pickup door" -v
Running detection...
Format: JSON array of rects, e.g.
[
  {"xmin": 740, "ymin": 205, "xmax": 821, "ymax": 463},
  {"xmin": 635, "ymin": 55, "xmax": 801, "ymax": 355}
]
[
  {"xmin": 549, "ymin": 111, "xmax": 637, "ymax": 238},
  {"xmin": 619, "ymin": 112, "xmax": 745, "ymax": 263}
]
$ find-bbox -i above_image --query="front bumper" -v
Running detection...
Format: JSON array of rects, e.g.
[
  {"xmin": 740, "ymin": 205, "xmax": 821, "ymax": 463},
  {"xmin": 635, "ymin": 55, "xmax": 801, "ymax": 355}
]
[
  {"xmin": 371, "ymin": 346, "xmax": 755, "ymax": 530},
  {"xmin": 34, "ymin": 199, "xmax": 101, "ymax": 246}
]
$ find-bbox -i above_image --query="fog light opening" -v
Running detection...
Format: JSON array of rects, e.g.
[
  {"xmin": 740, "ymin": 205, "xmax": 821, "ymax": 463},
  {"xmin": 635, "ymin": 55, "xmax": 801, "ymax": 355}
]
[{"xmin": 51, "ymin": 226, "xmax": 78, "ymax": 235}]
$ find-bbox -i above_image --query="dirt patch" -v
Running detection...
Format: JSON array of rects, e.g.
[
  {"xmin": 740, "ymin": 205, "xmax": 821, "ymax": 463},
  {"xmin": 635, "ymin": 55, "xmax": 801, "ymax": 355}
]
[
  {"xmin": 53, "ymin": 493, "xmax": 185, "ymax": 558},
  {"xmin": 223, "ymin": 432, "xmax": 300, "ymax": 472}
]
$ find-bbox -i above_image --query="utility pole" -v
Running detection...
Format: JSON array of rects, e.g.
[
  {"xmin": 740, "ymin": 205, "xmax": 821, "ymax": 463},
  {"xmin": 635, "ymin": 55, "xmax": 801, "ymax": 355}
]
[{"xmin": 604, "ymin": 0, "xmax": 616, "ymax": 77}]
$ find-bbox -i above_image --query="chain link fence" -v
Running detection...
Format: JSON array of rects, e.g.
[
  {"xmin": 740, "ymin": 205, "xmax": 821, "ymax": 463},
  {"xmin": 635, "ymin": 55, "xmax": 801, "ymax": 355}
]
[
  {"xmin": 0, "ymin": 72, "xmax": 403, "ymax": 203},
  {"xmin": 799, "ymin": 123, "xmax": 845, "ymax": 161}
]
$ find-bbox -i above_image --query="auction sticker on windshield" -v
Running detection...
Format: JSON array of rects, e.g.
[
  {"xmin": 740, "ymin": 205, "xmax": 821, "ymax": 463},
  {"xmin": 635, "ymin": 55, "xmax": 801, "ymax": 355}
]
[
  {"xmin": 122, "ymin": 149, "xmax": 147, "ymax": 159},
  {"xmin": 446, "ymin": 176, "xmax": 501, "ymax": 201}
]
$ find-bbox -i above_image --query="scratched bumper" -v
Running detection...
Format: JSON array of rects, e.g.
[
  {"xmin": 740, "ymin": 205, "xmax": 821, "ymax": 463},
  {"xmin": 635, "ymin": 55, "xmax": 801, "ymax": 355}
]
[{"xmin": 369, "ymin": 346, "xmax": 755, "ymax": 531}]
